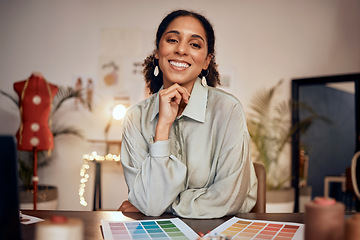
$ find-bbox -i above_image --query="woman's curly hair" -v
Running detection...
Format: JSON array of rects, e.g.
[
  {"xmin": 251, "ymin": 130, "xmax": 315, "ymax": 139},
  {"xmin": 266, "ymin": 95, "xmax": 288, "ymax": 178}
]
[{"xmin": 143, "ymin": 9, "xmax": 220, "ymax": 94}]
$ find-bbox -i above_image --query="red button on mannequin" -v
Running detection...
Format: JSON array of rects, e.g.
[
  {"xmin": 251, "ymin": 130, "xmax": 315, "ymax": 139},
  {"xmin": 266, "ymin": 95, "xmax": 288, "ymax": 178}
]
[{"xmin": 14, "ymin": 72, "xmax": 58, "ymax": 210}]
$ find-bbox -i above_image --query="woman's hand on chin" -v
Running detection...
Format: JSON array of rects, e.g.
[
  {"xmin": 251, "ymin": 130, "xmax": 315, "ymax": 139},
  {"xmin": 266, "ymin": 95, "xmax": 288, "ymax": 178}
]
[{"xmin": 155, "ymin": 83, "xmax": 190, "ymax": 141}]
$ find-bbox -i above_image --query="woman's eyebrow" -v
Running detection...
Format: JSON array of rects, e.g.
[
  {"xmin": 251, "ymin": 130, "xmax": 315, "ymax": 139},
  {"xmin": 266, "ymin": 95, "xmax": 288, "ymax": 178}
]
[
  {"xmin": 164, "ymin": 30, "xmax": 205, "ymax": 43},
  {"xmin": 191, "ymin": 34, "xmax": 205, "ymax": 43},
  {"xmin": 164, "ymin": 30, "xmax": 180, "ymax": 36}
]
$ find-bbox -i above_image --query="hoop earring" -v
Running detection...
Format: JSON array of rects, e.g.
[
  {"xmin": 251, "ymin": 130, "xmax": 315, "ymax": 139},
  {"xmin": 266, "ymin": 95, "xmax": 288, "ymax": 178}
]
[
  {"xmin": 201, "ymin": 69, "xmax": 209, "ymax": 87},
  {"xmin": 153, "ymin": 58, "xmax": 159, "ymax": 77}
]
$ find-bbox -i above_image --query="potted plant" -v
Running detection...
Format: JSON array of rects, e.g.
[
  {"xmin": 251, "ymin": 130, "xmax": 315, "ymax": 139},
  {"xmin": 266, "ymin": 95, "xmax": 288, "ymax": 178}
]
[
  {"xmin": 246, "ymin": 80, "xmax": 329, "ymax": 212},
  {"xmin": 1, "ymin": 85, "xmax": 91, "ymax": 209}
]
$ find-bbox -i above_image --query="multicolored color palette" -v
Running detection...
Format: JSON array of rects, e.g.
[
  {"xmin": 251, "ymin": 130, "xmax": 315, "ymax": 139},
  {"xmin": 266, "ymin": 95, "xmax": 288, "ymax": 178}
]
[
  {"xmin": 101, "ymin": 218, "xmax": 198, "ymax": 240},
  {"xmin": 208, "ymin": 217, "xmax": 304, "ymax": 240}
]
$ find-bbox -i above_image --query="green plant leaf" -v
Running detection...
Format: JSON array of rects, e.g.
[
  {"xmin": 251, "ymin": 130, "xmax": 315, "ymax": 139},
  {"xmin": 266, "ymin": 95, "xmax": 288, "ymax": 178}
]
[
  {"xmin": 0, "ymin": 89, "xmax": 19, "ymax": 107},
  {"xmin": 247, "ymin": 80, "xmax": 330, "ymax": 190}
]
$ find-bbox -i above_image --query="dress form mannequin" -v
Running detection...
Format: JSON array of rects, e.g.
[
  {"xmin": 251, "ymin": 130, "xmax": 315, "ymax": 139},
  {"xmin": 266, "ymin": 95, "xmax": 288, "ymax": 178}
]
[
  {"xmin": 13, "ymin": 72, "xmax": 58, "ymax": 209},
  {"xmin": 14, "ymin": 72, "xmax": 58, "ymax": 151}
]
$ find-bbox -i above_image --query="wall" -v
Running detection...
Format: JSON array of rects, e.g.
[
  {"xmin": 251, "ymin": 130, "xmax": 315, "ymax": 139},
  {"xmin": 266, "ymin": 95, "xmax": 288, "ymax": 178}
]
[{"xmin": 0, "ymin": 0, "xmax": 359, "ymax": 210}]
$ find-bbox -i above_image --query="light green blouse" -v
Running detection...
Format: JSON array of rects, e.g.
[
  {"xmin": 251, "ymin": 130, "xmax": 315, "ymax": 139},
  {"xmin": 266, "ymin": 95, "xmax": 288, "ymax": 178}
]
[{"xmin": 120, "ymin": 78, "xmax": 257, "ymax": 219}]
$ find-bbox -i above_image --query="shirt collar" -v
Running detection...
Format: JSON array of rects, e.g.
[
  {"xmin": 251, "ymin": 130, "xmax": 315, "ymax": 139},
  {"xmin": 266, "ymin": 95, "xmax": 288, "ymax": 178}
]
[
  {"xmin": 150, "ymin": 78, "xmax": 208, "ymax": 123},
  {"xmin": 151, "ymin": 87, "xmax": 162, "ymax": 122}
]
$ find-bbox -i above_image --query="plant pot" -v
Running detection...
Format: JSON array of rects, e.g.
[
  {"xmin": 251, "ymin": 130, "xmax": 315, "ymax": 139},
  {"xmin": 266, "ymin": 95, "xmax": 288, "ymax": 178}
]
[
  {"xmin": 19, "ymin": 185, "xmax": 58, "ymax": 210},
  {"xmin": 266, "ymin": 187, "xmax": 295, "ymax": 213}
]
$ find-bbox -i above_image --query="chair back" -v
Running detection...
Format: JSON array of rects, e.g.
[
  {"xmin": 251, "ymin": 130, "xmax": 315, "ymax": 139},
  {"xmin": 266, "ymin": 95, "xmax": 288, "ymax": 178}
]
[
  {"xmin": 250, "ymin": 162, "xmax": 266, "ymax": 213},
  {"xmin": 0, "ymin": 135, "xmax": 21, "ymax": 240}
]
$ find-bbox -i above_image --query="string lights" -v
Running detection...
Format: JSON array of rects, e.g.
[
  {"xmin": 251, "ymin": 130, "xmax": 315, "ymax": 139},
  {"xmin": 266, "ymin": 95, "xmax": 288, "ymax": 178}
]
[
  {"xmin": 79, "ymin": 151, "xmax": 120, "ymax": 206},
  {"xmin": 79, "ymin": 98, "xmax": 127, "ymax": 207}
]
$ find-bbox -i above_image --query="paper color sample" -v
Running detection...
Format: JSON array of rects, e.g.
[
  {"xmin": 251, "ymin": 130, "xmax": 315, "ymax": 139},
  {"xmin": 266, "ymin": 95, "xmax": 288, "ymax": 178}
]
[
  {"xmin": 101, "ymin": 218, "xmax": 199, "ymax": 240},
  {"xmin": 207, "ymin": 217, "xmax": 304, "ymax": 240},
  {"xmin": 20, "ymin": 214, "xmax": 45, "ymax": 225}
]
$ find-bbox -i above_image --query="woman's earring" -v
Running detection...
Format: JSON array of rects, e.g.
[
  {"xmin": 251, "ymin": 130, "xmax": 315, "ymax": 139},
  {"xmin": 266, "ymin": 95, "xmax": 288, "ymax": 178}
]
[
  {"xmin": 201, "ymin": 69, "xmax": 208, "ymax": 87},
  {"xmin": 154, "ymin": 66, "xmax": 159, "ymax": 77},
  {"xmin": 153, "ymin": 57, "xmax": 159, "ymax": 77},
  {"xmin": 201, "ymin": 76, "xmax": 207, "ymax": 87}
]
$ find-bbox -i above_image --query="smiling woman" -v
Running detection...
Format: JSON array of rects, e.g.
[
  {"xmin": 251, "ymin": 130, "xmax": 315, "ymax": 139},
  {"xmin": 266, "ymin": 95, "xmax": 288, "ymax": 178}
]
[
  {"xmin": 155, "ymin": 16, "xmax": 211, "ymax": 92},
  {"xmin": 143, "ymin": 10, "xmax": 220, "ymax": 95},
  {"xmin": 118, "ymin": 9, "xmax": 258, "ymax": 219}
]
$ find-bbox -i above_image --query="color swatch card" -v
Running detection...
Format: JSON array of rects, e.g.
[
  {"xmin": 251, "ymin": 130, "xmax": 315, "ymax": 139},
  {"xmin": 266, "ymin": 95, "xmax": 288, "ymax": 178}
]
[
  {"xmin": 101, "ymin": 218, "xmax": 199, "ymax": 240},
  {"xmin": 207, "ymin": 217, "xmax": 304, "ymax": 240}
]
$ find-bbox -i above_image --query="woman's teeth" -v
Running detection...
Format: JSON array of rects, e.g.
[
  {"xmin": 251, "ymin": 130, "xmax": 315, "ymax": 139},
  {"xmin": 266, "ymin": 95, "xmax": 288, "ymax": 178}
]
[{"xmin": 170, "ymin": 61, "xmax": 189, "ymax": 68}]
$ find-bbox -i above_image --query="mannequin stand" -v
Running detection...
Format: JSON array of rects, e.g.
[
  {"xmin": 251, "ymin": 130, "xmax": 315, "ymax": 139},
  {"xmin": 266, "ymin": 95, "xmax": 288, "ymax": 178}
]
[{"xmin": 33, "ymin": 147, "xmax": 38, "ymax": 210}]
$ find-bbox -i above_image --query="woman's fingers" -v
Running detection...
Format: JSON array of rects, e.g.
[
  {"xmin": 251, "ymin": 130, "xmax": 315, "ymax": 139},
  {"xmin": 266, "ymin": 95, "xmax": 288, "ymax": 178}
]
[
  {"xmin": 160, "ymin": 84, "xmax": 190, "ymax": 104},
  {"xmin": 172, "ymin": 84, "xmax": 190, "ymax": 103},
  {"xmin": 160, "ymin": 89, "xmax": 180, "ymax": 105}
]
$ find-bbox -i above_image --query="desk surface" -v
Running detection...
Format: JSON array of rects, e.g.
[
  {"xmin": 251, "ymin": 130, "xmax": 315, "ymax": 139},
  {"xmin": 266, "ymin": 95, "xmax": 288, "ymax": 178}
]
[{"xmin": 21, "ymin": 210, "xmax": 304, "ymax": 240}]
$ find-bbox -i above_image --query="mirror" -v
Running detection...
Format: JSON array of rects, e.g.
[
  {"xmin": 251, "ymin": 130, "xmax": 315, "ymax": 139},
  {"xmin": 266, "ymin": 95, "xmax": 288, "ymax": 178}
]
[{"xmin": 291, "ymin": 73, "xmax": 360, "ymax": 212}]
